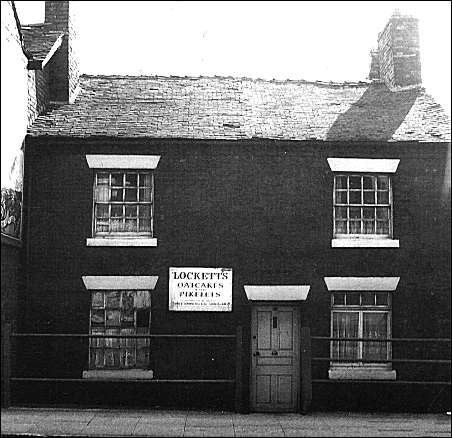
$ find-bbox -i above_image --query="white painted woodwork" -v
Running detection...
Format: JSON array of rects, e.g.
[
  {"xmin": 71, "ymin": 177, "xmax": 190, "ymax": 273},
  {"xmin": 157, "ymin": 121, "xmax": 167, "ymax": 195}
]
[
  {"xmin": 82, "ymin": 276, "xmax": 159, "ymax": 290},
  {"xmin": 324, "ymin": 277, "xmax": 400, "ymax": 291},
  {"xmin": 250, "ymin": 305, "xmax": 300, "ymax": 412},
  {"xmin": 327, "ymin": 158, "xmax": 400, "ymax": 173},
  {"xmin": 244, "ymin": 285, "xmax": 310, "ymax": 301},
  {"xmin": 331, "ymin": 238, "xmax": 399, "ymax": 248},
  {"xmin": 86, "ymin": 155, "xmax": 161, "ymax": 169}
]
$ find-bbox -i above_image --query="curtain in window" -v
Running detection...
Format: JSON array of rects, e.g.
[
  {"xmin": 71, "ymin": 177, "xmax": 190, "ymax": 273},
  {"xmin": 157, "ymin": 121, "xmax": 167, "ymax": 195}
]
[
  {"xmin": 362, "ymin": 313, "xmax": 388, "ymax": 361},
  {"xmin": 332, "ymin": 312, "xmax": 359, "ymax": 360}
]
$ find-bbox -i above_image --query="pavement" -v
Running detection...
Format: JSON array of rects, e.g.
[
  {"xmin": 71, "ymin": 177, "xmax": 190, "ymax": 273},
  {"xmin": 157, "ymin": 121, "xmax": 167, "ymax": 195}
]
[{"xmin": 1, "ymin": 408, "xmax": 451, "ymax": 437}]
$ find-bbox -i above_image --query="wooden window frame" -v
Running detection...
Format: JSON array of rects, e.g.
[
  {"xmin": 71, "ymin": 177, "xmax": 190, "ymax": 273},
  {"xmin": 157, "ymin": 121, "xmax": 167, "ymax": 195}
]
[
  {"xmin": 330, "ymin": 291, "xmax": 393, "ymax": 369},
  {"xmin": 333, "ymin": 174, "xmax": 393, "ymax": 240},
  {"xmin": 92, "ymin": 170, "xmax": 154, "ymax": 238}
]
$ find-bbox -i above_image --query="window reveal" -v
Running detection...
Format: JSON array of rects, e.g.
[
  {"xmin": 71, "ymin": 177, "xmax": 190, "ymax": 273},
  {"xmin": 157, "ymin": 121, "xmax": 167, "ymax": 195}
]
[
  {"xmin": 93, "ymin": 171, "xmax": 153, "ymax": 236},
  {"xmin": 89, "ymin": 290, "xmax": 151, "ymax": 370},
  {"xmin": 333, "ymin": 175, "xmax": 392, "ymax": 237},
  {"xmin": 331, "ymin": 291, "xmax": 391, "ymax": 366}
]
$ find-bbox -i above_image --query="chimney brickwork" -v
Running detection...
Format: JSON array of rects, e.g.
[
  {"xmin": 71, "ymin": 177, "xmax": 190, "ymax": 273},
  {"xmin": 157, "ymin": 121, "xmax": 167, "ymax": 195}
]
[
  {"xmin": 370, "ymin": 11, "xmax": 422, "ymax": 91},
  {"xmin": 45, "ymin": 1, "xmax": 79, "ymax": 102}
]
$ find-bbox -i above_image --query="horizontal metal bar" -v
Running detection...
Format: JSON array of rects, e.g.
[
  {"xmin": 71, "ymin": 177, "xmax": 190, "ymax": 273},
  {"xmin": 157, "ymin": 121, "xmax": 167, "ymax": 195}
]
[
  {"xmin": 312, "ymin": 379, "xmax": 451, "ymax": 386},
  {"xmin": 10, "ymin": 378, "xmax": 234, "ymax": 384},
  {"xmin": 312, "ymin": 357, "xmax": 451, "ymax": 364},
  {"xmin": 11, "ymin": 333, "xmax": 236, "ymax": 339},
  {"xmin": 312, "ymin": 337, "xmax": 451, "ymax": 342}
]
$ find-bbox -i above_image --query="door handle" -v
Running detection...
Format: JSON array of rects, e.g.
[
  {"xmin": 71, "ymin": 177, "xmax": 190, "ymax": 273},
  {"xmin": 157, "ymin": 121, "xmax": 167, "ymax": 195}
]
[
  {"xmin": 253, "ymin": 351, "xmax": 260, "ymax": 357},
  {"xmin": 272, "ymin": 350, "xmax": 278, "ymax": 356}
]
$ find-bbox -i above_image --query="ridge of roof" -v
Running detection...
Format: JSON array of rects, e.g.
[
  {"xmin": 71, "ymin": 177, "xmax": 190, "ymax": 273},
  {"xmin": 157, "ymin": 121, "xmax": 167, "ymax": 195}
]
[{"xmin": 80, "ymin": 73, "xmax": 373, "ymax": 89}]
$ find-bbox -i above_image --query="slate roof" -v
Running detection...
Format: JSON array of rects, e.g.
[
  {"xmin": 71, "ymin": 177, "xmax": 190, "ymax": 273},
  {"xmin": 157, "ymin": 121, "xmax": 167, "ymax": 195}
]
[
  {"xmin": 28, "ymin": 74, "xmax": 451, "ymax": 142},
  {"xmin": 21, "ymin": 24, "xmax": 62, "ymax": 61}
]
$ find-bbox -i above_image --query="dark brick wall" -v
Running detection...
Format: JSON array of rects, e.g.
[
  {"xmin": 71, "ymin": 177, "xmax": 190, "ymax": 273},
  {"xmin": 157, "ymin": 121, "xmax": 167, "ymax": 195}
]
[{"xmin": 19, "ymin": 137, "xmax": 451, "ymax": 410}]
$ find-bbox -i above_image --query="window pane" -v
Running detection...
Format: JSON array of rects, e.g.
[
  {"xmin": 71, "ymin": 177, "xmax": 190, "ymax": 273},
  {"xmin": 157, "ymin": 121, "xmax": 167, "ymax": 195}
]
[
  {"xmin": 121, "ymin": 348, "xmax": 136, "ymax": 368},
  {"xmin": 363, "ymin": 207, "xmax": 375, "ymax": 219},
  {"xmin": 125, "ymin": 173, "xmax": 137, "ymax": 187},
  {"xmin": 347, "ymin": 292, "xmax": 360, "ymax": 305},
  {"xmin": 335, "ymin": 220, "xmax": 347, "ymax": 234},
  {"xmin": 136, "ymin": 348, "xmax": 150, "ymax": 368},
  {"xmin": 333, "ymin": 292, "xmax": 345, "ymax": 305},
  {"xmin": 139, "ymin": 173, "xmax": 152, "ymax": 187},
  {"xmin": 361, "ymin": 292, "xmax": 375, "ymax": 306},
  {"xmin": 111, "ymin": 205, "xmax": 123, "ymax": 217},
  {"xmin": 95, "ymin": 186, "xmax": 110, "ymax": 202},
  {"xmin": 91, "ymin": 310, "xmax": 104, "ymax": 325},
  {"xmin": 137, "ymin": 309, "xmax": 150, "ymax": 328},
  {"xmin": 362, "ymin": 313, "xmax": 388, "ymax": 361},
  {"xmin": 120, "ymin": 328, "xmax": 136, "ymax": 348},
  {"xmin": 349, "ymin": 221, "xmax": 361, "ymax": 234},
  {"xmin": 139, "ymin": 188, "xmax": 152, "ymax": 202},
  {"xmin": 105, "ymin": 329, "xmax": 120, "ymax": 348},
  {"xmin": 335, "ymin": 176, "xmax": 347, "ymax": 189},
  {"xmin": 335, "ymin": 206, "xmax": 347, "ymax": 219},
  {"xmin": 349, "ymin": 207, "xmax": 361, "ymax": 219},
  {"xmin": 125, "ymin": 188, "xmax": 138, "ymax": 201},
  {"xmin": 104, "ymin": 349, "xmax": 120, "ymax": 368},
  {"xmin": 111, "ymin": 188, "xmax": 123, "ymax": 202},
  {"xmin": 363, "ymin": 220, "xmax": 375, "ymax": 234},
  {"xmin": 90, "ymin": 349, "xmax": 104, "ymax": 369},
  {"xmin": 332, "ymin": 312, "xmax": 359, "ymax": 360},
  {"xmin": 91, "ymin": 328, "xmax": 105, "ymax": 348},
  {"xmin": 349, "ymin": 176, "xmax": 361, "ymax": 189},
  {"xmin": 335, "ymin": 191, "xmax": 347, "ymax": 204},
  {"xmin": 377, "ymin": 176, "xmax": 389, "ymax": 190},
  {"xmin": 111, "ymin": 219, "xmax": 122, "ymax": 232},
  {"xmin": 106, "ymin": 291, "xmax": 121, "ymax": 308},
  {"xmin": 376, "ymin": 292, "xmax": 389, "ymax": 306},
  {"xmin": 139, "ymin": 205, "xmax": 151, "ymax": 218},
  {"xmin": 125, "ymin": 219, "xmax": 138, "ymax": 232},
  {"xmin": 96, "ymin": 204, "xmax": 109, "ymax": 219},
  {"xmin": 125, "ymin": 205, "xmax": 138, "ymax": 217},
  {"xmin": 92, "ymin": 292, "xmax": 104, "ymax": 308},
  {"xmin": 134, "ymin": 291, "xmax": 151, "ymax": 309},
  {"xmin": 111, "ymin": 173, "xmax": 123, "ymax": 186},
  {"xmin": 363, "ymin": 191, "xmax": 375, "ymax": 204},
  {"xmin": 363, "ymin": 176, "xmax": 374, "ymax": 190},
  {"xmin": 97, "ymin": 173, "xmax": 109, "ymax": 186},
  {"xmin": 376, "ymin": 207, "xmax": 389, "ymax": 219},
  {"xmin": 377, "ymin": 191, "xmax": 389, "ymax": 204},
  {"xmin": 106, "ymin": 310, "xmax": 120, "ymax": 326},
  {"xmin": 376, "ymin": 221, "xmax": 389, "ymax": 235},
  {"xmin": 349, "ymin": 191, "xmax": 361, "ymax": 204}
]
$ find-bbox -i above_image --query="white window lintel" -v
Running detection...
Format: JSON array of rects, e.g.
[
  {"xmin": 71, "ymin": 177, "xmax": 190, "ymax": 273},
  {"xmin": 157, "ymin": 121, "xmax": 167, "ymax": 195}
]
[
  {"xmin": 327, "ymin": 158, "xmax": 400, "ymax": 173},
  {"xmin": 82, "ymin": 276, "xmax": 159, "ymax": 290},
  {"xmin": 324, "ymin": 277, "xmax": 400, "ymax": 291},
  {"xmin": 244, "ymin": 285, "xmax": 310, "ymax": 301},
  {"xmin": 86, "ymin": 155, "xmax": 161, "ymax": 169}
]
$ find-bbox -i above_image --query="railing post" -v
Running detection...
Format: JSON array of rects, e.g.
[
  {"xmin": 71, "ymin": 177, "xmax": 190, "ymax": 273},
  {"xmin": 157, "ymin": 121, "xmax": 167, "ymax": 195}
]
[
  {"xmin": 2, "ymin": 323, "xmax": 12, "ymax": 407},
  {"xmin": 300, "ymin": 326, "xmax": 312, "ymax": 414},
  {"xmin": 234, "ymin": 325, "xmax": 243, "ymax": 413}
]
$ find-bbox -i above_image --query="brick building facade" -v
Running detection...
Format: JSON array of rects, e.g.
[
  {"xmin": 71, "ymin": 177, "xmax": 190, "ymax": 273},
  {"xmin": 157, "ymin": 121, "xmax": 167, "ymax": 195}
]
[{"xmin": 3, "ymin": 2, "xmax": 451, "ymax": 412}]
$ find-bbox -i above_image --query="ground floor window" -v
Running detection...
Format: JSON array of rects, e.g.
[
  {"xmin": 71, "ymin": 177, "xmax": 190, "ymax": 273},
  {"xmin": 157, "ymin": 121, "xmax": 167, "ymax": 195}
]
[
  {"xmin": 89, "ymin": 290, "xmax": 151, "ymax": 369},
  {"xmin": 331, "ymin": 291, "xmax": 391, "ymax": 365}
]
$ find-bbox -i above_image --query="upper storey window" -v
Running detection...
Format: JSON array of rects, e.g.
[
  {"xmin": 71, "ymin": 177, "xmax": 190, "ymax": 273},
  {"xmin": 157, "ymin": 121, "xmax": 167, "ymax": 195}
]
[
  {"xmin": 333, "ymin": 174, "xmax": 391, "ymax": 237},
  {"xmin": 86, "ymin": 155, "xmax": 160, "ymax": 247},
  {"xmin": 327, "ymin": 159, "xmax": 400, "ymax": 248}
]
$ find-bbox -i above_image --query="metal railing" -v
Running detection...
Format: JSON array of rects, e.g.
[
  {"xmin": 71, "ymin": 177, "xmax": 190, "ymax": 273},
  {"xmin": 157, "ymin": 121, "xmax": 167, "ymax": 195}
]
[
  {"xmin": 1, "ymin": 324, "xmax": 245, "ymax": 412},
  {"xmin": 298, "ymin": 329, "xmax": 451, "ymax": 412}
]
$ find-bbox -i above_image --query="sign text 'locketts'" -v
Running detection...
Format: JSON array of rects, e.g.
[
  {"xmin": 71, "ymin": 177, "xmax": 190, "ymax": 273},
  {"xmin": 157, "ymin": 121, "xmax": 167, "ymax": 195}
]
[{"xmin": 169, "ymin": 267, "xmax": 233, "ymax": 311}]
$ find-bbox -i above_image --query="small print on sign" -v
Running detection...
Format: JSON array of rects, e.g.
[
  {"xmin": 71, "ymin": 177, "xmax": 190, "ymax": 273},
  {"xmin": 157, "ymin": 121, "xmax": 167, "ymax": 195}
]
[{"xmin": 169, "ymin": 267, "xmax": 233, "ymax": 311}]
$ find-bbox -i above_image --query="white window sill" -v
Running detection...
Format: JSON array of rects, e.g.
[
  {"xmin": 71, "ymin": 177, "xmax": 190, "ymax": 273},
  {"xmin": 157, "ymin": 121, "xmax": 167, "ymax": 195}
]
[
  {"xmin": 86, "ymin": 238, "xmax": 157, "ymax": 247},
  {"xmin": 331, "ymin": 238, "xmax": 399, "ymax": 248},
  {"xmin": 82, "ymin": 369, "xmax": 154, "ymax": 380},
  {"xmin": 329, "ymin": 368, "xmax": 397, "ymax": 380}
]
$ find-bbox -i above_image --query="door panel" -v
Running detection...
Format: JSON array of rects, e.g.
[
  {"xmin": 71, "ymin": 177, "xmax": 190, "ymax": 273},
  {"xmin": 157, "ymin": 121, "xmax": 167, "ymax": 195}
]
[{"xmin": 250, "ymin": 305, "xmax": 300, "ymax": 412}]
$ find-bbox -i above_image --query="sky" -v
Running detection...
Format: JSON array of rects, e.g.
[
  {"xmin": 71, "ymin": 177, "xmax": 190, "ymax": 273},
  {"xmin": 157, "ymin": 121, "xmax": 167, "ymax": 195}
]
[{"xmin": 13, "ymin": 1, "xmax": 452, "ymax": 116}]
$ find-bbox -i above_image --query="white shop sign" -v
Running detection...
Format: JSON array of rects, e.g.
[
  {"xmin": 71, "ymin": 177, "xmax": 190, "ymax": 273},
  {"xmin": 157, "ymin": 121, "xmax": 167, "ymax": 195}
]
[{"xmin": 169, "ymin": 267, "xmax": 233, "ymax": 311}]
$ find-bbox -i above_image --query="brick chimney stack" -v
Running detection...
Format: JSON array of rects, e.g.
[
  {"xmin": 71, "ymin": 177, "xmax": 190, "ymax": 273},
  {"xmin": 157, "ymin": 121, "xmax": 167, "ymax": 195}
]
[
  {"xmin": 45, "ymin": 1, "xmax": 79, "ymax": 102},
  {"xmin": 369, "ymin": 10, "xmax": 422, "ymax": 91}
]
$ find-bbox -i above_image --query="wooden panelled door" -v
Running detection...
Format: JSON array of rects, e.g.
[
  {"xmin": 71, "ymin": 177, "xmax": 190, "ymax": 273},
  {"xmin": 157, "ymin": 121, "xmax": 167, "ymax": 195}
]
[{"xmin": 250, "ymin": 305, "xmax": 300, "ymax": 412}]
